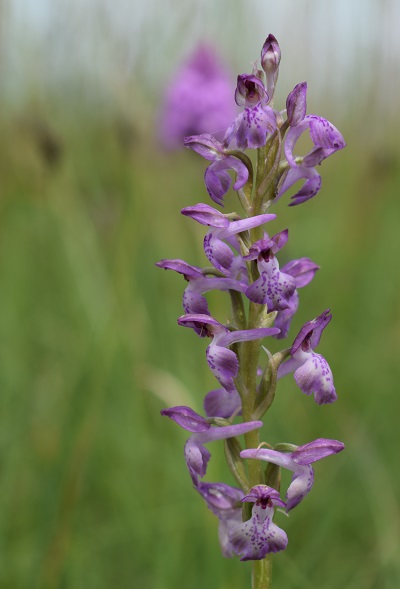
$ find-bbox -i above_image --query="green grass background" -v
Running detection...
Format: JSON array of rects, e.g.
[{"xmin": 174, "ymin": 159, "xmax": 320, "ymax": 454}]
[{"xmin": 1, "ymin": 6, "xmax": 400, "ymax": 585}]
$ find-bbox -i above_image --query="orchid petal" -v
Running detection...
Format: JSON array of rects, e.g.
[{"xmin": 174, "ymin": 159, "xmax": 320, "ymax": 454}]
[
  {"xmin": 206, "ymin": 343, "xmax": 239, "ymax": 394},
  {"xmin": 161, "ymin": 405, "xmax": 210, "ymax": 432},
  {"xmin": 204, "ymin": 388, "xmax": 242, "ymax": 418},
  {"xmin": 293, "ymin": 352, "xmax": 337, "ymax": 404},
  {"xmin": 291, "ymin": 309, "xmax": 332, "ymax": 354},
  {"xmin": 278, "ymin": 166, "xmax": 322, "ymax": 206},
  {"xmin": 281, "ymin": 257, "xmax": 319, "ymax": 288},
  {"xmin": 156, "ymin": 258, "xmax": 203, "ymax": 278},
  {"xmin": 274, "ymin": 290, "xmax": 299, "ymax": 339},
  {"xmin": 286, "ymin": 466, "xmax": 314, "ymax": 511},
  {"xmin": 184, "ymin": 133, "xmax": 225, "ymax": 160},
  {"xmin": 196, "ymin": 481, "xmax": 243, "ymax": 558},
  {"xmin": 246, "ymin": 257, "xmax": 296, "ymax": 310},
  {"xmin": 286, "ymin": 82, "xmax": 307, "ymax": 127},
  {"xmin": 292, "ymin": 438, "xmax": 345, "ymax": 466},
  {"xmin": 181, "ymin": 203, "xmax": 229, "ymax": 227},
  {"xmin": 229, "ymin": 485, "xmax": 288, "ymax": 560}
]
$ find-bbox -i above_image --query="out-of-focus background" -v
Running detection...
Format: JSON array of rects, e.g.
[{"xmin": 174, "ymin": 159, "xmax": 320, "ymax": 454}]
[{"xmin": 1, "ymin": 1, "xmax": 399, "ymax": 588}]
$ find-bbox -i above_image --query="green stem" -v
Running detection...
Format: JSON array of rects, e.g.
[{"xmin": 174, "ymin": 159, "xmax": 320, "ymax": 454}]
[
  {"xmin": 252, "ymin": 555, "xmax": 272, "ymax": 589},
  {"xmin": 236, "ymin": 149, "xmax": 276, "ymax": 589}
]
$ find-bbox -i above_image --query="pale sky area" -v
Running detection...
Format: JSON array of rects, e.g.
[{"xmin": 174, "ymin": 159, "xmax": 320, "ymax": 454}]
[{"xmin": 2, "ymin": 0, "xmax": 400, "ymax": 118}]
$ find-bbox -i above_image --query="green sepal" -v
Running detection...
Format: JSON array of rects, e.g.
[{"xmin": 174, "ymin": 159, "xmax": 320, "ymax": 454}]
[
  {"xmin": 201, "ymin": 267, "xmax": 227, "ymax": 278},
  {"xmin": 224, "ymin": 436, "xmax": 249, "ymax": 491},
  {"xmin": 273, "ymin": 442, "xmax": 298, "ymax": 453},
  {"xmin": 257, "ymin": 309, "xmax": 277, "ymax": 329},
  {"xmin": 206, "ymin": 417, "xmax": 232, "ymax": 427},
  {"xmin": 253, "ymin": 348, "xmax": 290, "ymax": 420}
]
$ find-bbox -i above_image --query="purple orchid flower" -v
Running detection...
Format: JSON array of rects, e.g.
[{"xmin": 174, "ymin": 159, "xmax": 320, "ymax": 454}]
[
  {"xmin": 275, "ymin": 82, "xmax": 345, "ymax": 206},
  {"xmin": 285, "ymin": 114, "xmax": 346, "ymax": 169},
  {"xmin": 178, "ymin": 314, "xmax": 279, "ymax": 394},
  {"xmin": 160, "ymin": 43, "xmax": 236, "ymax": 149},
  {"xmin": 278, "ymin": 309, "xmax": 337, "ymax": 404},
  {"xmin": 181, "ymin": 203, "xmax": 276, "ymax": 277},
  {"xmin": 241, "ymin": 438, "xmax": 344, "ymax": 511},
  {"xmin": 274, "ymin": 257, "xmax": 320, "ymax": 338},
  {"xmin": 196, "ymin": 481, "xmax": 244, "ymax": 557},
  {"xmin": 161, "ymin": 405, "xmax": 263, "ymax": 484},
  {"xmin": 229, "ymin": 485, "xmax": 288, "ymax": 560},
  {"xmin": 244, "ymin": 230, "xmax": 296, "ymax": 311},
  {"xmin": 156, "ymin": 258, "xmax": 247, "ymax": 317},
  {"xmin": 184, "ymin": 134, "xmax": 249, "ymax": 206},
  {"xmin": 234, "ymin": 74, "xmax": 268, "ymax": 108},
  {"xmin": 224, "ymin": 74, "xmax": 277, "ymax": 150}
]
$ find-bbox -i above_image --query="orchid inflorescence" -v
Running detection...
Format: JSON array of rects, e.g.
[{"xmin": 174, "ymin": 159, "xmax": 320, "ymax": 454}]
[{"xmin": 158, "ymin": 35, "xmax": 345, "ymax": 588}]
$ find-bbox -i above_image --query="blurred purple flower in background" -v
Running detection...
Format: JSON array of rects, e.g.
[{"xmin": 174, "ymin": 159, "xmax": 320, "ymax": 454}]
[{"xmin": 159, "ymin": 43, "xmax": 236, "ymax": 149}]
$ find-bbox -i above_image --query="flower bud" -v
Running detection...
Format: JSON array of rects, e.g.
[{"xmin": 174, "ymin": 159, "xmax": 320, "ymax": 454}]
[
  {"xmin": 261, "ymin": 34, "xmax": 281, "ymax": 99},
  {"xmin": 286, "ymin": 82, "xmax": 307, "ymax": 127}
]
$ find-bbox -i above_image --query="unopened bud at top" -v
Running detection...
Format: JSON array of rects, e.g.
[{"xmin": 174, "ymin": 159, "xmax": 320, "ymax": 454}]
[
  {"xmin": 260, "ymin": 35, "xmax": 281, "ymax": 101},
  {"xmin": 261, "ymin": 34, "xmax": 281, "ymax": 76}
]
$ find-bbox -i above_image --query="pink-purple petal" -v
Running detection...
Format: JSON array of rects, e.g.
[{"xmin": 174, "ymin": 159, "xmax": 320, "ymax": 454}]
[
  {"xmin": 182, "ymin": 288, "xmax": 210, "ymax": 315},
  {"xmin": 286, "ymin": 466, "xmax": 314, "ymax": 511},
  {"xmin": 204, "ymin": 231, "xmax": 235, "ymax": 272},
  {"xmin": 246, "ymin": 257, "xmax": 296, "ymax": 311},
  {"xmin": 235, "ymin": 74, "xmax": 267, "ymax": 107},
  {"xmin": 291, "ymin": 309, "xmax": 332, "ymax": 355},
  {"xmin": 205, "ymin": 162, "xmax": 232, "ymax": 205},
  {"xmin": 286, "ymin": 82, "xmax": 307, "ymax": 127},
  {"xmin": 196, "ymin": 481, "xmax": 243, "ymax": 558},
  {"xmin": 229, "ymin": 502, "xmax": 288, "ymax": 560},
  {"xmin": 183, "ymin": 133, "xmax": 225, "ymax": 160},
  {"xmin": 278, "ymin": 165, "xmax": 322, "ymax": 206},
  {"xmin": 156, "ymin": 258, "xmax": 203, "ymax": 278},
  {"xmin": 293, "ymin": 352, "xmax": 337, "ymax": 404},
  {"xmin": 281, "ymin": 257, "xmax": 319, "ymax": 288},
  {"xmin": 308, "ymin": 115, "xmax": 346, "ymax": 151},
  {"xmin": 220, "ymin": 326, "xmax": 280, "ymax": 347},
  {"xmin": 206, "ymin": 343, "xmax": 239, "ymax": 394},
  {"xmin": 292, "ymin": 438, "xmax": 345, "ymax": 466},
  {"xmin": 235, "ymin": 104, "xmax": 277, "ymax": 149},
  {"xmin": 161, "ymin": 405, "xmax": 210, "ymax": 432},
  {"xmin": 181, "ymin": 203, "xmax": 229, "ymax": 227},
  {"xmin": 273, "ymin": 290, "xmax": 299, "ymax": 339},
  {"xmin": 204, "ymin": 388, "xmax": 242, "ymax": 418}
]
